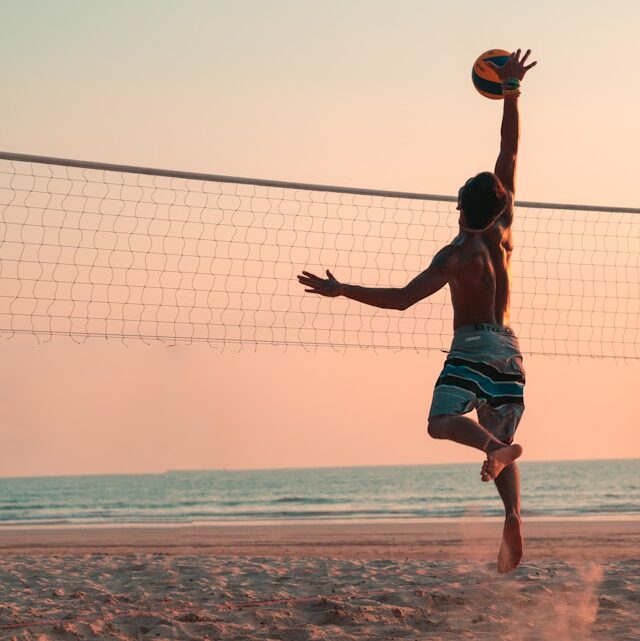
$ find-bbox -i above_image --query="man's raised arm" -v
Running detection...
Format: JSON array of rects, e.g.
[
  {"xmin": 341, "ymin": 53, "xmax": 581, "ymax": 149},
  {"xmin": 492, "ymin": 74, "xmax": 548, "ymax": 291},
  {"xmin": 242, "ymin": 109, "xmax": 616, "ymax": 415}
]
[
  {"xmin": 494, "ymin": 92, "xmax": 519, "ymax": 195},
  {"xmin": 489, "ymin": 49, "xmax": 537, "ymax": 196}
]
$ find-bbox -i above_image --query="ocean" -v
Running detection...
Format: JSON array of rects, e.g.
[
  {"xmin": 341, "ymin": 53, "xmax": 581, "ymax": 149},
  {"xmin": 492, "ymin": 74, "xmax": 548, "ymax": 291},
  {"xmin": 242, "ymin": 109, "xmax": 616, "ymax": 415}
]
[{"xmin": 0, "ymin": 459, "xmax": 638, "ymax": 527}]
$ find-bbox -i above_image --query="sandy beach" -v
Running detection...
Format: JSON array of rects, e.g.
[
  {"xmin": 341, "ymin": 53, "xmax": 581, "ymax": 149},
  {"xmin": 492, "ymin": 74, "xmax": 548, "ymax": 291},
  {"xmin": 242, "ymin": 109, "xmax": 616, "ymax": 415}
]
[{"xmin": 0, "ymin": 520, "xmax": 638, "ymax": 640}]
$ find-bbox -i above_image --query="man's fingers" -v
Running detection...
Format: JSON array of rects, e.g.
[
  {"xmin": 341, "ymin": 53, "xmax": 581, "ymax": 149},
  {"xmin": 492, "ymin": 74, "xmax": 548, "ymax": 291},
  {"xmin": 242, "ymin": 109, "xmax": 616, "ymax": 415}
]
[
  {"xmin": 298, "ymin": 274, "xmax": 321, "ymax": 284},
  {"xmin": 520, "ymin": 49, "xmax": 531, "ymax": 65},
  {"xmin": 306, "ymin": 288, "xmax": 332, "ymax": 296},
  {"xmin": 299, "ymin": 279, "xmax": 332, "ymax": 293},
  {"xmin": 298, "ymin": 277, "xmax": 328, "ymax": 290},
  {"xmin": 300, "ymin": 282, "xmax": 325, "ymax": 290},
  {"xmin": 523, "ymin": 61, "xmax": 537, "ymax": 71}
]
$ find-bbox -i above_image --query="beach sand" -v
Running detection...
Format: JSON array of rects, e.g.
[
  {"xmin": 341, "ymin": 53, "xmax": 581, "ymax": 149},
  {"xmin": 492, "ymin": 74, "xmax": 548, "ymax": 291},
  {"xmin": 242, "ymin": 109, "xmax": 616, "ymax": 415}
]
[{"xmin": 0, "ymin": 520, "xmax": 638, "ymax": 640}]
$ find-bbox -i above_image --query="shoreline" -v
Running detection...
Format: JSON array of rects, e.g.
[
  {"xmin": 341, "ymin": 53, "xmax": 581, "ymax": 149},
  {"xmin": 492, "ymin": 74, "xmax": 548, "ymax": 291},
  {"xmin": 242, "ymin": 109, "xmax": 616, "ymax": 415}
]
[
  {"xmin": 1, "ymin": 512, "xmax": 639, "ymax": 530},
  {"xmin": 1, "ymin": 518, "xmax": 638, "ymax": 560}
]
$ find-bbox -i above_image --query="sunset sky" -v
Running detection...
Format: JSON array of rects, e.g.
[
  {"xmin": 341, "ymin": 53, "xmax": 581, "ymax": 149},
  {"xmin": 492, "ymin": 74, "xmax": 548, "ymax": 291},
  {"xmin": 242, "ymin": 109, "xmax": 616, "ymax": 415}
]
[{"xmin": 1, "ymin": 1, "xmax": 639, "ymax": 477}]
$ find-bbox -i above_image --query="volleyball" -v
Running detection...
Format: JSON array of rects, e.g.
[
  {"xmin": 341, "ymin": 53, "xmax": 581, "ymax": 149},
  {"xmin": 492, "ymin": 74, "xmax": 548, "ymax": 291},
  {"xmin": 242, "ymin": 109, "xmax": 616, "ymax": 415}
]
[{"xmin": 472, "ymin": 49, "xmax": 510, "ymax": 99}]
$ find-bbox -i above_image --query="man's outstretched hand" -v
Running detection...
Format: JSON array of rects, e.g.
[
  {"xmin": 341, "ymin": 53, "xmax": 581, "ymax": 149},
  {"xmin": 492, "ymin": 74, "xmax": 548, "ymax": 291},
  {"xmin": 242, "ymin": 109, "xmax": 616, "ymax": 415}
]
[
  {"xmin": 297, "ymin": 270, "xmax": 343, "ymax": 297},
  {"xmin": 487, "ymin": 48, "xmax": 537, "ymax": 80}
]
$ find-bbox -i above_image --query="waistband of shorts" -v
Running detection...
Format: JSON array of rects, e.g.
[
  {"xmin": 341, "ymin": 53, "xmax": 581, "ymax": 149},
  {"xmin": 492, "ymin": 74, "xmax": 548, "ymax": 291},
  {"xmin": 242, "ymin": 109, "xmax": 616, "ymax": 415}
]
[{"xmin": 453, "ymin": 323, "xmax": 517, "ymax": 337}]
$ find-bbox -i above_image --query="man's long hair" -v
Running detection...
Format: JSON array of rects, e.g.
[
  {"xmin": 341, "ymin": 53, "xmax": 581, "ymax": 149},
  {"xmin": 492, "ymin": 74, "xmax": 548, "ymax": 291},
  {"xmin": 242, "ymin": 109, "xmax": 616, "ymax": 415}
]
[{"xmin": 459, "ymin": 172, "xmax": 508, "ymax": 230}]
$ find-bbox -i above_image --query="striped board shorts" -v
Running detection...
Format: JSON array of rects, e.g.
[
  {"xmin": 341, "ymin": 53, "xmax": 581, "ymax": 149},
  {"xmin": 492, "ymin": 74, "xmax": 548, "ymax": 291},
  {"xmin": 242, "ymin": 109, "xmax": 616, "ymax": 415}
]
[{"xmin": 429, "ymin": 323, "xmax": 526, "ymax": 444}]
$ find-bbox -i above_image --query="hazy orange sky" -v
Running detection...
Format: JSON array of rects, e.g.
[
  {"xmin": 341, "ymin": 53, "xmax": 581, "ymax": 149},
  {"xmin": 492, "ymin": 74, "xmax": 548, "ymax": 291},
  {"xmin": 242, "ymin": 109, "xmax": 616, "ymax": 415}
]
[{"xmin": 1, "ymin": 1, "xmax": 639, "ymax": 476}]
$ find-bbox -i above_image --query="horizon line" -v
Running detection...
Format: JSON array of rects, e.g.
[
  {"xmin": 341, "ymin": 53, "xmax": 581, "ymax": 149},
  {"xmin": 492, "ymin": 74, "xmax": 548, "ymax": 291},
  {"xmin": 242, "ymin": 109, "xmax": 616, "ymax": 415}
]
[{"xmin": 2, "ymin": 456, "xmax": 638, "ymax": 480}]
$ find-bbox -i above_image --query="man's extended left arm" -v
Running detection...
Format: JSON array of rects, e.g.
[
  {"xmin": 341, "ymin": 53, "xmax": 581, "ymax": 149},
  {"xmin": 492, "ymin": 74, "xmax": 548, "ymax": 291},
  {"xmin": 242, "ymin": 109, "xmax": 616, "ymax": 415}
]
[{"xmin": 297, "ymin": 245, "xmax": 453, "ymax": 311}]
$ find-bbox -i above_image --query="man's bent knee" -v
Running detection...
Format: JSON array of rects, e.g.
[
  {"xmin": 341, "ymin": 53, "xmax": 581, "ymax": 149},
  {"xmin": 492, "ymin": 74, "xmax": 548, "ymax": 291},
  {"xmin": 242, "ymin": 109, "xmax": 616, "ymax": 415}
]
[{"xmin": 427, "ymin": 416, "xmax": 450, "ymax": 439}]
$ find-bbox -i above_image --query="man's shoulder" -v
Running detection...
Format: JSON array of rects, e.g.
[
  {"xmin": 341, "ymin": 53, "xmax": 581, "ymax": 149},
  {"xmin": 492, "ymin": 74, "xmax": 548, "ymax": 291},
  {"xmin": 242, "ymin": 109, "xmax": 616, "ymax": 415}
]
[
  {"xmin": 432, "ymin": 240, "xmax": 482, "ymax": 275},
  {"xmin": 432, "ymin": 242, "xmax": 461, "ymax": 267}
]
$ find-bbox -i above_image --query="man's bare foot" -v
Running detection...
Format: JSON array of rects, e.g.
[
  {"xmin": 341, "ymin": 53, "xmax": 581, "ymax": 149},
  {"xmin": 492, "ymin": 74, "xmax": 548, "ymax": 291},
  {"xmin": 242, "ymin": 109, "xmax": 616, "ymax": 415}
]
[
  {"xmin": 481, "ymin": 443, "xmax": 523, "ymax": 482},
  {"xmin": 497, "ymin": 512, "xmax": 523, "ymax": 573}
]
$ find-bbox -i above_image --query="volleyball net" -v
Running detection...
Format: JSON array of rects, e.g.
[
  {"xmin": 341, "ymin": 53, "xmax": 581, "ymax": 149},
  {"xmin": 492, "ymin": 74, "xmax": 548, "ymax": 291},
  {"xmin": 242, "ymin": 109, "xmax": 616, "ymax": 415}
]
[{"xmin": 1, "ymin": 152, "xmax": 638, "ymax": 358}]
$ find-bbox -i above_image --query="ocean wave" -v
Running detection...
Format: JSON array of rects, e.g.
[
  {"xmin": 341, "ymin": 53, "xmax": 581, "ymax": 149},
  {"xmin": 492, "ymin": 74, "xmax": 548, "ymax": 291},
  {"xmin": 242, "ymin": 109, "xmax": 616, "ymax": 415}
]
[{"xmin": 1, "ymin": 460, "xmax": 638, "ymax": 526}]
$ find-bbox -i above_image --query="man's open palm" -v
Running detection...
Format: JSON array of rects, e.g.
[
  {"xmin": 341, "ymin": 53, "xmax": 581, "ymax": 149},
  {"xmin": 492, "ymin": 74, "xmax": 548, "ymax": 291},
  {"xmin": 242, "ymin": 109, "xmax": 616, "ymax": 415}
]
[
  {"xmin": 488, "ymin": 49, "xmax": 537, "ymax": 81},
  {"xmin": 297, "ymin": 270, "xmax": 343, "ymax": 297}
]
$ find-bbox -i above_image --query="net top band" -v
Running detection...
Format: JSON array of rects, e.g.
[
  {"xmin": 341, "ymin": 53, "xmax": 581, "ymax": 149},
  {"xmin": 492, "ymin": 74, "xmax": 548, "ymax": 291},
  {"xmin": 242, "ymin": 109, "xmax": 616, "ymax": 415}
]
[{"xmin": 1, "ymin": 150, "xmax": 638, "ymax": 215}]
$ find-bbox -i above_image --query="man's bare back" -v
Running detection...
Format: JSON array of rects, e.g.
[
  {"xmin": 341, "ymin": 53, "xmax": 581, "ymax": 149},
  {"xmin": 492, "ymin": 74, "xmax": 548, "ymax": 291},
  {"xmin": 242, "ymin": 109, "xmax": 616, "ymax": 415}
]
[{"xmin": 444, "ymin": 212, "xmax": 514, "ymax": 329}]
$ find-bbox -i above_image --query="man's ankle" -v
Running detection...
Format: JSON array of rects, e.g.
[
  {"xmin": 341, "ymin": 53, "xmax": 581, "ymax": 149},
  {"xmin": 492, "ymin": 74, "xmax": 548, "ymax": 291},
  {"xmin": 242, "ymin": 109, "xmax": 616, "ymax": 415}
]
[{"xmin": 486, "ymin": 440, "xmax": 507, "ymax": 454}]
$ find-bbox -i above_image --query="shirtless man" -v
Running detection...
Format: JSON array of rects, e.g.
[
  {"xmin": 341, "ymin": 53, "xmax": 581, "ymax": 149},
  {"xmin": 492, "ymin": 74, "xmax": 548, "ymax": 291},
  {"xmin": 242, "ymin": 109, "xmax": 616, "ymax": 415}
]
[{"xmin": 298, "ymin": 49, "xmax": 536, "ymax": 573}]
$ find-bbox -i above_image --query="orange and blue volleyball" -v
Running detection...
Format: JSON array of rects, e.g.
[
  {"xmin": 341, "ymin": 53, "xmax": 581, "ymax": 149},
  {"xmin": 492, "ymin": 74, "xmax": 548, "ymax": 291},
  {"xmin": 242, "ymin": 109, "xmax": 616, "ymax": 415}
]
[{"xmin": 472, "ymin": 49, "xmax": 510, "ymax": 99}]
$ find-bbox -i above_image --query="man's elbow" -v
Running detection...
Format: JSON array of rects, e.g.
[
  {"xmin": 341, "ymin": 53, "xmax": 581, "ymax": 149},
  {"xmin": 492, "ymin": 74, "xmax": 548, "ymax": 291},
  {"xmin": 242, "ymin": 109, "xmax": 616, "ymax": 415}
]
[{"xmin": 396, "ymin": 290, "xmax": 413, "ymax": 311}]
